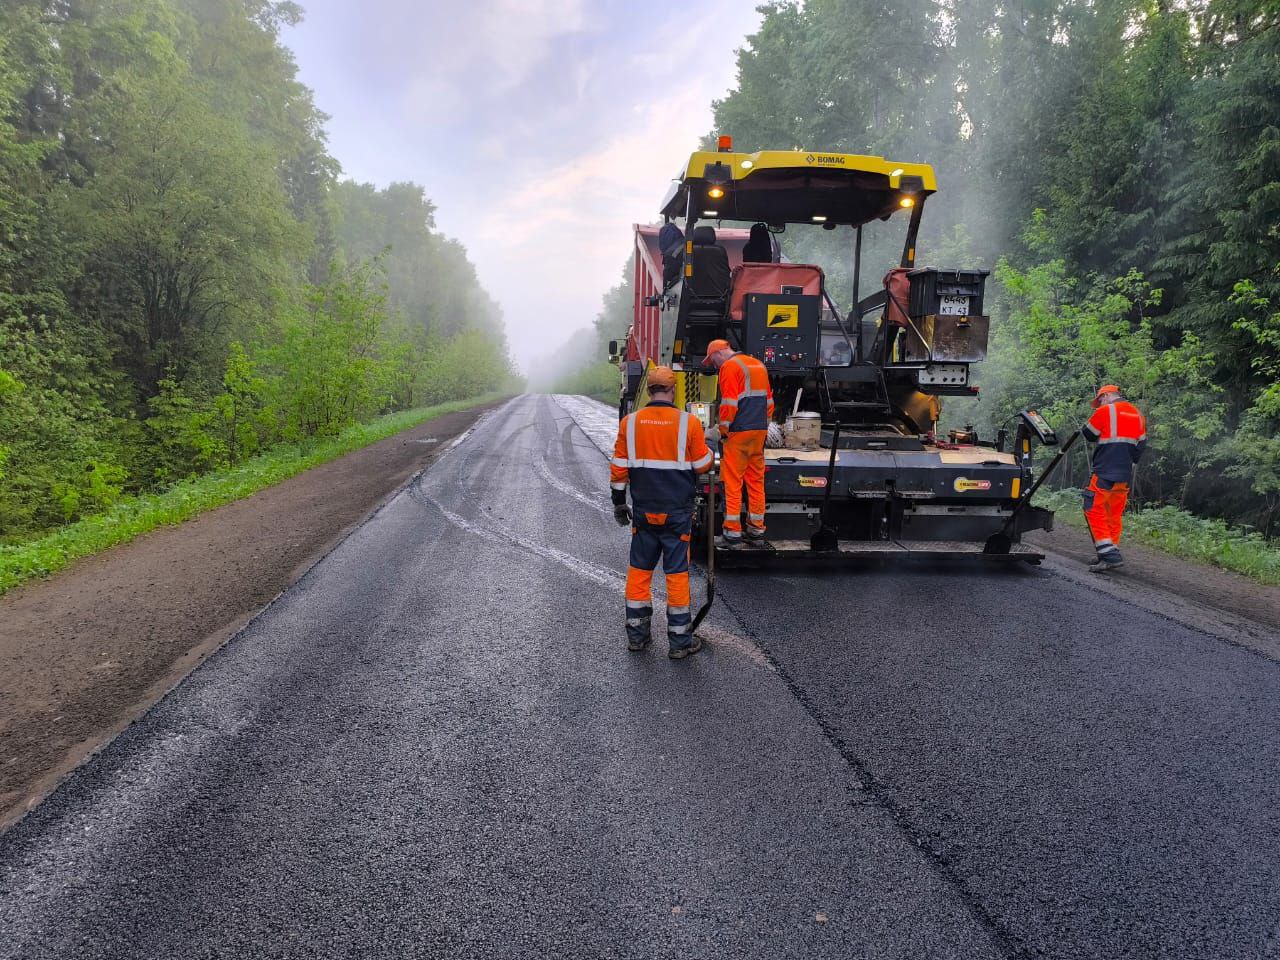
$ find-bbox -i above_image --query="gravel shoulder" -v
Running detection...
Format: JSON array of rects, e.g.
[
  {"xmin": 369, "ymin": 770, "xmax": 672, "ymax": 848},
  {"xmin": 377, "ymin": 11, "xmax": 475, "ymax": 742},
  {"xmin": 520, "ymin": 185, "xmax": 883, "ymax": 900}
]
[
  {"xmin": 1025, "ymin": 523, "xmax": 1280, "ymax": 634},
  {"xmin": 0, "ymin": 399, "xmax": 505, "ymax": 828}
]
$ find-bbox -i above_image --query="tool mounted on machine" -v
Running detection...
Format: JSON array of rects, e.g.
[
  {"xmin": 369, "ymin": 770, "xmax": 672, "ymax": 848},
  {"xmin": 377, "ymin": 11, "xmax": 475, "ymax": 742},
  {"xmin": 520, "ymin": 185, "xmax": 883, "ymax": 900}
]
[{"xmin": 614, "ymin": 137, "xmax": 1060, "ymax": 564}]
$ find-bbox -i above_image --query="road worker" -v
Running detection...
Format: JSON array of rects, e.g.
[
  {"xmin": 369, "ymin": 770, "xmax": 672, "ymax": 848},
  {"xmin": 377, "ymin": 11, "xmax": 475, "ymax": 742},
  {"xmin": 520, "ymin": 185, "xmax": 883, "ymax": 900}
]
[
  {"xmin": 610, "ymin": 366, "xmax": 714, "ymax": 659},
  {"xmin": 704, "ymin": 338, "xmax": 774, "ymax": 545},
  {"xmin": 1081, "ymin": 384, "xmax": 1147, "ymax": 572}
]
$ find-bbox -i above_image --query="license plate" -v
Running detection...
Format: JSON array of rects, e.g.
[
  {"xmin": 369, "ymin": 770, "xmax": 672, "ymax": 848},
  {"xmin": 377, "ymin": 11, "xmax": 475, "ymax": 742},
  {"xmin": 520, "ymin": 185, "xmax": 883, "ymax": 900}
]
[{"xmin": 939, "ymin": 295, "xmax": 969, "ymax": 316}]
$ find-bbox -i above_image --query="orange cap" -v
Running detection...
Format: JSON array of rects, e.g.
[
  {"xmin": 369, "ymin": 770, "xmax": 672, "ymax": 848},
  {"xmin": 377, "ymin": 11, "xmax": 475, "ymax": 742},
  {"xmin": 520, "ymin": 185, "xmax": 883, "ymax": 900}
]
[
  {"xmin": 647, "ymin": 366, "xmax": 676, "ymax": 390},
  {"xmin": 705, "ymin": 339, "xmax": 732, "ymax": 356},
  {"xmin": 1094, "ymin": 384, "xmax": 1121, "ymax": 407}
]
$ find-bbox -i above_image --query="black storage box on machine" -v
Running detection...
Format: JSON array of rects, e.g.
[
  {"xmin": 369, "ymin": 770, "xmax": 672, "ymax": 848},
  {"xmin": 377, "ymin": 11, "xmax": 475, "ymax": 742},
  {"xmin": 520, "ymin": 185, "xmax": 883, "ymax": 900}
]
[
  {"xmin": 907, "ymin": 267, "xmax": 989, "ymax": 319},
  {"xmin": 901, "ymin": 268, "xmax": 991, "ymax": 364}
]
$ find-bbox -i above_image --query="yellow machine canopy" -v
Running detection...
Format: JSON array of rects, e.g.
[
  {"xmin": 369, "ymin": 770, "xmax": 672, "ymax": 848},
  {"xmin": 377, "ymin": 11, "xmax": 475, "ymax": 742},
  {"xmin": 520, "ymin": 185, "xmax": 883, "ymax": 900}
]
[{"xmin": 659, "ymin": 148, "xmax": 937, "ymax": 228}]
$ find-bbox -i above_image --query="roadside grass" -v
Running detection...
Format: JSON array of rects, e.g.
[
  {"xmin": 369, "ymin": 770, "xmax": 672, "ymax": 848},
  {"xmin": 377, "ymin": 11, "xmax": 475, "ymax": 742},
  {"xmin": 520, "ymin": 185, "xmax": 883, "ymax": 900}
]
[
  {"xmin": 0, "ymin": 394, "xmax": 506, "ymax": 597},
  {"xmin": 1039, "ymin": 488, "xmax": 1280, "ymax": 585}
]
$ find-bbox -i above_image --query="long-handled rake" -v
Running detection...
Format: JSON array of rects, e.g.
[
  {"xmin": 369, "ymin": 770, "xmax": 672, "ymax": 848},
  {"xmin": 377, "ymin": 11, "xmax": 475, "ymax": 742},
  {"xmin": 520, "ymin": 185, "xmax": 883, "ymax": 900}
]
[{"xmin": 984, "ymin": 430, "xmax": 1080, "ymax": 554}]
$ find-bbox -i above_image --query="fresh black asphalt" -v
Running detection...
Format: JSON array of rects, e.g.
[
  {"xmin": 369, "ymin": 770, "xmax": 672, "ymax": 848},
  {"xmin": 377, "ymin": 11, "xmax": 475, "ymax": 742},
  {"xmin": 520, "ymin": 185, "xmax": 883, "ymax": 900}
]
[{"xmin": 1, "ymin": 394, "xmax": 1278, "ymax": 959}]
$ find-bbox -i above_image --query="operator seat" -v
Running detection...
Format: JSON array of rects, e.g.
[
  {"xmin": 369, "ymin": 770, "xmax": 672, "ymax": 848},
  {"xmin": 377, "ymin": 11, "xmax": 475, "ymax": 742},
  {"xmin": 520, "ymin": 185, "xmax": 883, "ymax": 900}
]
[
  {"xmin": 674, "ymin": 226, "xmax": 733, "ymax": 356},
  {"xmin": 742, "ymin": 222, "xmax": 774, "ymax": 263},
  {"xmin": 685, "ymin": 226, "xmax": 730, "ymax": 300}
]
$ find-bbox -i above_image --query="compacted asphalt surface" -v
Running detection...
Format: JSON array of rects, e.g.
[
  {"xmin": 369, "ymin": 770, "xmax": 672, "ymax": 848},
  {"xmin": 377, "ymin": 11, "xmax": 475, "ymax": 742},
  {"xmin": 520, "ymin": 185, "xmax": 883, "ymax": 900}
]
[{"xmin": 2, "ymin": 393, "xmax": 1278, "ymax": 960}]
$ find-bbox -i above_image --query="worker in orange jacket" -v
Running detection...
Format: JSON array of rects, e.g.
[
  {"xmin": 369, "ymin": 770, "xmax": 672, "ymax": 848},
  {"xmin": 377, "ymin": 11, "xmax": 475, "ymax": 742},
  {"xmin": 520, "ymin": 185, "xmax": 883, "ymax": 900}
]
[
  {"xmin": 704, "ymin": 338, "xmax": 774, "ymax": 545},
  {"xmin": 610, "ymin": 366, "xmax": 714, "ymax": 659},
  {"xmin": 1081, "ymin": 384, "xmax": 1147, "ymax": 572}
]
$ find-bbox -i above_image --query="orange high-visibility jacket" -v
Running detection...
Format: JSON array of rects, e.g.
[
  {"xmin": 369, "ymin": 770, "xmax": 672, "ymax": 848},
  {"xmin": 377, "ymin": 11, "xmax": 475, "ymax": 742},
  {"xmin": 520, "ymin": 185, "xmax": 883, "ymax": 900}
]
[
  {"xmin": 718, "ymin": 353, "xmax": 774, "ymax": 435},
  {"xmin": 611, "ymin": 401, "xmax": 713, "ymax": 511},
  {"xmin": 1081, "ymin": 399, "xmax": 1147, "ymax": 483}
]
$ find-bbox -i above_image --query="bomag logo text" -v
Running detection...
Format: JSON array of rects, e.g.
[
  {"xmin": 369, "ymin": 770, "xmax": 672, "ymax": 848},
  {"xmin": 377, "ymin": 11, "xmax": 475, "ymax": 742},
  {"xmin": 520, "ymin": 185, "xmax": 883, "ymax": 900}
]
[{"xmin": 806, "ymin": 154, "xmax": 846, "ymax": 166}]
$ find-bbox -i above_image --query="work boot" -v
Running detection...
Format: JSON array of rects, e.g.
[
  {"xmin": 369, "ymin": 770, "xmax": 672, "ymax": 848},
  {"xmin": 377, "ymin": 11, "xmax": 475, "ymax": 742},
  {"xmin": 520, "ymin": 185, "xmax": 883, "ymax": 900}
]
[
  {"xmin": 1088, "ymin": 557, "xmax": 1125, "ymax": 573},
  {"xmin": 626, "ymin": 615, "xmax": 652, "ymax": 651},
  {"xmin": 668, "ymin": 636, "xmax": 705, "ymax": 660},
  {"xmin": 745, "ymin": 526, "xmax": 767, "ymax": 542},
  {"xmin": 715, "ymin": 533, "xmax": 743, "ymax": 549},
  {"xmin": 1088, "ymin": 547, "xmax": 1124, "ymax": 573}
]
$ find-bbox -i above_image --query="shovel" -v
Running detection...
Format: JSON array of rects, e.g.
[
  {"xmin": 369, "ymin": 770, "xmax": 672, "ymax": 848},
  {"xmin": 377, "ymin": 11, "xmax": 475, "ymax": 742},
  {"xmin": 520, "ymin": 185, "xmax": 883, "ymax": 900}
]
[
  {"xmin": 983, "ymin": 430, "xmax": 1080, "ymax": 554},
  {"xmin": 690, "ymin": 465, "xmax": 717, "ymax": 634}
]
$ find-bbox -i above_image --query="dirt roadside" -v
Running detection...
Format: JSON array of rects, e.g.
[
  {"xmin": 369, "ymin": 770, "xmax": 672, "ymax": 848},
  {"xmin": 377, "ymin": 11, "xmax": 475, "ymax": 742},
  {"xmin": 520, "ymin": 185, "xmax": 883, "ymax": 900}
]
[
  {"xmin": 1026, "ymin": 524, "xmax": 1280, "ymax": 633},
  {"xmin": 0, "ymin": 399, "xmax": 506, "ymax": 828}
]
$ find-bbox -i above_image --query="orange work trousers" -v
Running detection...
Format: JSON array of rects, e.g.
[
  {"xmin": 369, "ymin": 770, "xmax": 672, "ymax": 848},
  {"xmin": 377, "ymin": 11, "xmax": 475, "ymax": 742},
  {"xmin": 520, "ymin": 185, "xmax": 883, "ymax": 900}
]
[
  {"xmin": 721, "ymin": 429, "xmax": 767, "ymax": 536},
  {"xmin": 1083, "ymin": 474, "xmax": 1129, "ymax": 555}
]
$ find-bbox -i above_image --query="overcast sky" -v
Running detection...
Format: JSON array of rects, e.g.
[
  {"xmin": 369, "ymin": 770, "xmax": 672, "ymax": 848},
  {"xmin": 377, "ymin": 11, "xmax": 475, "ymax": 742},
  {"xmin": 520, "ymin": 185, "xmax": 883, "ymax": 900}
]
[{"xmin": 282, "ymin": 1, "xmax": 763, "ymax": 373}]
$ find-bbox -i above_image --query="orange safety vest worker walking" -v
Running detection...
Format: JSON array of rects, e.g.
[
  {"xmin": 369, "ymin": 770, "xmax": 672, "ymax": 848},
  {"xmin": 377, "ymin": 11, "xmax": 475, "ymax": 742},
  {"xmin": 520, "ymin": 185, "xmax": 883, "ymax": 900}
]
[
  {"xmin": 1081, "ymin": 384, "xmax": 1147, "ymax": 573},
  {"xmin": 610, "ymin": 367, "xmax": 714, "ymax": 659},
  {"xmin": 703, "ymin": 338, "xmax": 774, "ymax": 545}
]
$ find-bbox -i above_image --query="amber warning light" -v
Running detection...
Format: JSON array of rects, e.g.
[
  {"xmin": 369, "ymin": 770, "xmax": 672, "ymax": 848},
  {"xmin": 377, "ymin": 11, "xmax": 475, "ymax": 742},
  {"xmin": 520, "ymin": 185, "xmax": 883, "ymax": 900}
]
[{"xmin": 717, "ymin": 135, "xmax": 733, "ymax": 152}]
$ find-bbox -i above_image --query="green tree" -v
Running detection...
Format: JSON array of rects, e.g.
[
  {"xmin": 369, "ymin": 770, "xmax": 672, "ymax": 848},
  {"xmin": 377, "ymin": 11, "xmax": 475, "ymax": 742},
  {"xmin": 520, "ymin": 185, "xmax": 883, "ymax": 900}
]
[
  {"xmin": 0, "ymin": 0, "xmax": 513, "ymax": 542},
  {"xmin": 259, "ymin": 263, "xmax": 397, "ymax": 439},
  {"xmin": 62, "ymin": 70, "xmax": 302, "ymax": 393},
  {"xmin": 1227, "ymin": 273, "xmax": 1280, "ymax": 531}
]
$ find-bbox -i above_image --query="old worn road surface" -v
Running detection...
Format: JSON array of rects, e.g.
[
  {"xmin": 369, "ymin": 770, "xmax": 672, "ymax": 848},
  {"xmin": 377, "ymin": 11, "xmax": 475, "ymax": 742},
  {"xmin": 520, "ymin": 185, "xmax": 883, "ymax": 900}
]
[{"xmin": 2, "ymin": 394, "xmax": 1278, "ymax": 959}]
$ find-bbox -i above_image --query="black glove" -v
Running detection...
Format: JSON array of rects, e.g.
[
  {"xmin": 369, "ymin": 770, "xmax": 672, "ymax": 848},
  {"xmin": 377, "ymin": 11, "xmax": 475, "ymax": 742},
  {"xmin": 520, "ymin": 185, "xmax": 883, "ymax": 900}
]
[{"xmin": 613, "ymin": 503, "xmax": 632, "ymax": 527}]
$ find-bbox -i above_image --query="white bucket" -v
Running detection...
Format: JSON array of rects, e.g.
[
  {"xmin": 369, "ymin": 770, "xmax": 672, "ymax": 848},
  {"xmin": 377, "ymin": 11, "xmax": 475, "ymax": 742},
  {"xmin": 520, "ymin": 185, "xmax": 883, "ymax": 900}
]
[{"xmin": 784, "ymin": 412, "xmax": 822, "ymax": 450}]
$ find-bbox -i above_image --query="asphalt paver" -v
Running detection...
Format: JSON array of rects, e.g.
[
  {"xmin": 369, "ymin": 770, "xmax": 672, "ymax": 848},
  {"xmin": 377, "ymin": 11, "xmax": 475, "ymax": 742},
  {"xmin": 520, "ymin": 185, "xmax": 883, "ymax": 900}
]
[{"xmin": 2, "ymin": 394, "xmax": 1278, "ymax": 959}]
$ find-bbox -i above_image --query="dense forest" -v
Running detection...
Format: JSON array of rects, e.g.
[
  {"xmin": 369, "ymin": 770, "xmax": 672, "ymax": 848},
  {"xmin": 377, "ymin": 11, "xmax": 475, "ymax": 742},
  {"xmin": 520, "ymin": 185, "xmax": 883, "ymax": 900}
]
[
  {"xmin": 0, "ymin": 1, "xmax": 513, "ymax": 541},
  {"xmin": 578, "ymin": 0, "xmax": 1278, "ymax": 534}
]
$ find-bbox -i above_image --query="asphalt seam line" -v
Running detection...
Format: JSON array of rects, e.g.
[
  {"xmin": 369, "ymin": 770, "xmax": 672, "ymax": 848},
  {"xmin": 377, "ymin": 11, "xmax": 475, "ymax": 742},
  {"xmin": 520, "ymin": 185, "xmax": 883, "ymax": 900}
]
[{"xmin": 713, "ymin": 588, "xmax": 1032, "ymax": 960}]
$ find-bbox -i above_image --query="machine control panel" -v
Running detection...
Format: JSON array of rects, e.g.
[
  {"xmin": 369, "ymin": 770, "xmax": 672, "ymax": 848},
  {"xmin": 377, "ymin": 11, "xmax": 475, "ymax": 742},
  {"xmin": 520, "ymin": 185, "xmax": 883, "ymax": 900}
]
[
  {"xmin": 1019, "ymin": 408, "xmax": 1058, "ymax": 445},
  {"xmin": 685, "ymin": 401, "xmax": 714, "ymax": 430},
  {"xmin": 917, "ymin": 363, "xmax": 969, "ymax": 386},
  {"xmin": 743, "ymin": 293, "xmax": 821, "ymax": 374}
]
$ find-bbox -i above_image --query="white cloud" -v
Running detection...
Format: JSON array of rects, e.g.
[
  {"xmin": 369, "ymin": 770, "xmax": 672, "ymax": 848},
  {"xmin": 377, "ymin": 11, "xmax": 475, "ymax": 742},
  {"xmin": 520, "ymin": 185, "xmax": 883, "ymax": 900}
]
[
  {"xmin": 462, "ymin": 2, "xmax": 761, "ymax": 369},
  {"xmin": 462, "ymin": 83, "xmax": 714, "ymax": 367},
  {"xmin": 285, "ymin": 0, "xmax": 763, "ymax": 371},
  {"xmin": 476, "ymin": 0, "xmax": 587, "ymax": 86},
  {"xmin": 401, "ymin": 0, "xmax": 589, "ymax": 123}
]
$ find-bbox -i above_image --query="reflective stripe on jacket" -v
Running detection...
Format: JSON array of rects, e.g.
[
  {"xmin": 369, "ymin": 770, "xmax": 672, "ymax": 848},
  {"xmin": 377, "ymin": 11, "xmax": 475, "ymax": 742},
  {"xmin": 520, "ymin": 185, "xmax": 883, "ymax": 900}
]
[
  {"xmin": 718, "ymin": 354, "xmax": 774, "ymax": 434},
  {"xmin": 611, "ymin": 401, "xmax": 713, "ymax": 510},
  {"xmin": 1081, "ymin": 399, "xmax": 1147, "ymax": 483}
]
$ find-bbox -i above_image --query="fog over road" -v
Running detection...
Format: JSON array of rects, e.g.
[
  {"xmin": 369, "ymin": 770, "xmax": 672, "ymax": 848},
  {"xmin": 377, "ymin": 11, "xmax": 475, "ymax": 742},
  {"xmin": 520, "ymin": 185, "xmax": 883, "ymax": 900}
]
[{"xmin": 2, "ymin": 394, "xmax": 1278, "ymax": 960}]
